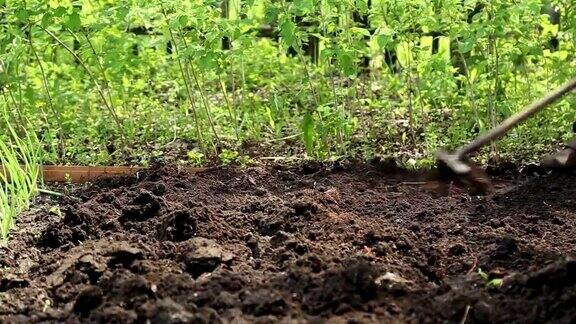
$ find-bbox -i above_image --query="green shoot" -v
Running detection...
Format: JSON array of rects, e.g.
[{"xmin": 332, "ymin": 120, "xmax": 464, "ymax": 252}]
[{"xmin": 0, "ymin": 110, "xmax": 43, "ymax": 240}]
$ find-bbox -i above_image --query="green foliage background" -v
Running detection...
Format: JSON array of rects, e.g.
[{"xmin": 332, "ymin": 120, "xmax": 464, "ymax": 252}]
[{"xmin": 0, "ymin": 0, "xmax": 574, "ymax": 167}]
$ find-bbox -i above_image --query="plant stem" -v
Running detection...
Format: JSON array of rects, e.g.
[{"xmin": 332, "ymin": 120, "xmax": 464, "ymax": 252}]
[
  {"xmin": 28, "ymin": 26, "xmax": 65, "ymax": 161},
  {"xmin": 176, "ymin": 31, "xmax": 221, "ymax": 149},
  {"xmin": 218, "ymin": 74, "xmax": 239, "ymax": 141},
  {"xmin": 160, "ymin": 4, "xmax": 206, "ymax": 154},
  {"xmin": 39, "ymin": 25, "xmax": 126, "ymax": 147}
]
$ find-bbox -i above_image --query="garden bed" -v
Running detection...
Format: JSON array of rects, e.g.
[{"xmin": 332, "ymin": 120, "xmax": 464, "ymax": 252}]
[{"xmin": 1, "ymin": 163, "xmax": 575, "ymax": 323}]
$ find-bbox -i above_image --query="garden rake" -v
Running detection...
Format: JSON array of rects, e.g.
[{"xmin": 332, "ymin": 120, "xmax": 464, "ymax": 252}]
[{"xmin": 436, "ymin": 77, "xmax": 576, "ymax": 194}]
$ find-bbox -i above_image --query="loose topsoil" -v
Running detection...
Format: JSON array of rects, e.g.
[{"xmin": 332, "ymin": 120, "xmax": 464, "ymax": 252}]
[{"xmin": 1, "ymin": 163, "xmax": 575, "ymax": 323}]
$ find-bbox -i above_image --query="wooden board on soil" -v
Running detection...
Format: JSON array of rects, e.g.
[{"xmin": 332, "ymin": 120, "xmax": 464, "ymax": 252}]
[{"xmin": 1, "ymin": 164, "xmax": 575, "ymax": 323}]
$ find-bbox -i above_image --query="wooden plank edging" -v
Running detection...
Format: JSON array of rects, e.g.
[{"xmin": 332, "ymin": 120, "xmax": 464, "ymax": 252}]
[{"xmin": 1, "ymin": 165, "xmax": 208, "ymax": 183}]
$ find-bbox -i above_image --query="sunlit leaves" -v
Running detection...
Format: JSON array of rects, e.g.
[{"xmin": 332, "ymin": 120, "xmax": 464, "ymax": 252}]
[{"xmin": 66, "ymin": 10, "xmax": 81, "ymax": 30}]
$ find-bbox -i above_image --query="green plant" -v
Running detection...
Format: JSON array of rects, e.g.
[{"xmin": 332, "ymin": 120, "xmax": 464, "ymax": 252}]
[
  {"xmin": 187, "ymin": 149, "xmax": 205, "ymax": 166},
  {"xmin": 478, "ymin": 268, "xmax": 504, "ymax": 288},
  {"xmin": 0, "ymin": 112, "xmax": 43, "ymax": 239},
  {"xmin": 0, "ymin": 0, "xmax": 573, "ymax": 167},
  {"xmin": 219, "ymin": 149, "xmax": 240, "ymax": 166}
]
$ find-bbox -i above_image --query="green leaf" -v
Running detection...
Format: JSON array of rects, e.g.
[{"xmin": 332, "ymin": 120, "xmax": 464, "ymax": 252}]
[
  {"xmin": 336, "ymin": 49, "xmax": 355, "ymax": 77},
  {"xmin": 302, "ymin": 112, "xmax": 314, "ymax": 156},
  {"xmin": 178, "ymin": 15, "xmax": 189, "ymax": 27},
  {"xmin": 279, "ymin": 19, "xmax": 297, "ymax": 48},
  {"xmin": 264, "ymin": 6, "xmax": 280, "ymax": 24},
  {"xmin": 41, "ymin": 12, "xmax": 54, "ymax": 28},
  {"xmin": 198, "ymin": 52, "xmax": 220, "ymax": 71},
  {"xmin": 376, "ymin": 34, "xmax": 391, "ymax": 49},
  {"xmin": 351, "ymin": 27, "xmax": 371, "ymax": 37},
  {"xmin": 15, "ymin": 9, "xmax": 29, "ymax": 22},
  {"xmin": 293, "ymin": 0, "xmax": 314, "ymax": 14},
  {"xmin": 53, "ymin": 6, "xmax": 68, "ymax": 17},
  {"xmin": 66, "ymin": 11, "xmax": 81, "ymax": 31}
]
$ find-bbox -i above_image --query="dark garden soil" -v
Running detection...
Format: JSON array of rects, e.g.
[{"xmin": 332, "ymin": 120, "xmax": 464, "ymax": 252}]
[{"xmin": 1, "ymin": 163, "xmax": 575, "ymax": 323}]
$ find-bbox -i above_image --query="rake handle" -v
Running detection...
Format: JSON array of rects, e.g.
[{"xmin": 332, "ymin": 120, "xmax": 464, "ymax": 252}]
[{"xmin": 456, "ymin": 78, "xmax": 576, "ymax": 158}]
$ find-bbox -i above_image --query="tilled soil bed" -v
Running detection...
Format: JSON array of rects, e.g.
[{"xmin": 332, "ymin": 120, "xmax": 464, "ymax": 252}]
[{"xmin": 1, "ymin": 164, "xmax": 575, "ymax": 323}]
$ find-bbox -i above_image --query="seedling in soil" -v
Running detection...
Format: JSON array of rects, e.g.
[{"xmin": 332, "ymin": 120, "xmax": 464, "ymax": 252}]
[
  {"xmin": 187, "ymin": 149, "xmax": 205, "ymax": 166},
  {"xmin": 478, "ymin": 268, "xmax": 504, "ymax": 288}
]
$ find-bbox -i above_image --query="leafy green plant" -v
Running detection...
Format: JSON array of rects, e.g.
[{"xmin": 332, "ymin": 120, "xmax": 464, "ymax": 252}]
[{"xmin": 187, "ymin": 149, "xmax": 205, "ymax": 166}]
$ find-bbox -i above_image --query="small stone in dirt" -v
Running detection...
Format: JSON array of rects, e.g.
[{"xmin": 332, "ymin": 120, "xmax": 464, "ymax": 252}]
[
  {"xmin": 182, "ymin": 237, "xmax": 233, "ymax": 278},
  {"xmin": 73, "ymin": 286, "xmax": 103, "ymax": 315}
]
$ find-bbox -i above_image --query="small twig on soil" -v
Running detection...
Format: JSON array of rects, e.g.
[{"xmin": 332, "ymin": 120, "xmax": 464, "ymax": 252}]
[
  {"xmin": 467, "ymin": 255, "xmax": 478, "ymax": 275},
  {"xmin": 38, "ymin": 188, "xmax": 65, "ymax": 197},
  {"xmin": 460, "ymin": 305, "xmax": 471, "ymax": 324},
  {"xmin": 260, "ymin": 157, "xmax": 287, "ymax": 161},
  {"xmin": 38, "ymin": 188, "xmax": 81, "ymax": 202},
  {"xmin": 265, "ymin": 133, "xmax": 303, "ymax": 143}
]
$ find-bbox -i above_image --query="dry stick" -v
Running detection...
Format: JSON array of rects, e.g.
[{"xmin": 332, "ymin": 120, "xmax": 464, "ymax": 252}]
[
  {"xmin": 280, "ymin": 0, "xmax": 320, "ymax": 106},
  {"xmin": 81, "ymin": 32, "xmax": 116, "ymax": 114},
  {"xmin": 322, "ymin": 17, "xmax": 345, "ymax": 153},
  {"xmin": 7, "ymin": 50, "xmax": 38, "ymax": 129},
  {"xmin": 1, "ymin": 89, "xmax": 26, "ymax": 131},
  {"xmin": 329, "ymin": 68, "xmax": 345, "ymax": 151},
  {"xmin": 40, "ymin": 26, "xmax": 126, "ymax": 148},
  {"xmin": 218, "ymin": 74, "xmax": 239, "ymax": 141},
  {"xmin": 460, "ymin": 305, "xmax": 471, "ymax": 324},
  {"xmin": 177, "ymin": 30, "xmax": 221, "ymax": 148},
  {"xmin": 230, "ymin": 64, "xmax": 240, "ymax": 125},
  {"xmin": 406, "ymin": 41, "xmax": 415, "ymax": 144},
  {"xmin": 489, "ymin": 36, "xmax": 500, "ymax": 156},
  {"xmin": 28, "ymin": 29, "xmax": 65, "ymax": 161},
  {"xmin": 187, "ymin": 58, "xmax": 222, "ymax": 146},
  {"xmin": 488, "ymin": 4, "xmax": 499, "ymax": 156},
  {"xmin": 160, "ymin": 5, "xmax": 206, "ymax": 154},
  {"xmin": 456, "ymin": 44, "xmax": 480, "ymax": 125}
]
